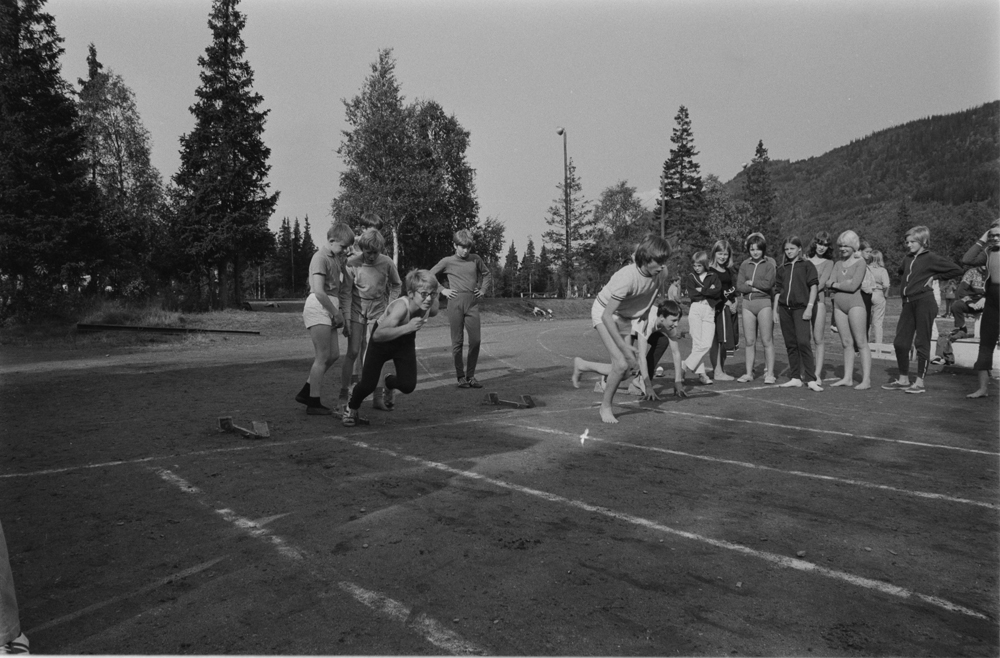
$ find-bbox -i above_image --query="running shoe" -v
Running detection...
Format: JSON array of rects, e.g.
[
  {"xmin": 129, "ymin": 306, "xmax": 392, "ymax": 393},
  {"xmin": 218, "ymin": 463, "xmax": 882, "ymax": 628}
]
[
  {"xmin": 342, "ymin": 408, "xmax": 370, "ymax": 426},
  {"xmin": 881, "ymin": 381, "xmax": 910, "ymax": 390},
  {"xmin": 0, "ymin": 634, "xmax": 29, "ymax": 655},
  {"xmin": 736, "ymin": 373, "xmax": 754, "ymax": 383},
  {"xmin": 466, "ymin": 376, "xmax": 483, "ymax": 388},
  {"xmin": 457, "ymin": 378, "xmax": 471, "ymax": 388},
  {"xmin": 903, "ymin": 384, "xmax": 926, "ymax": 394},
  {"xmin": 382, "ymin": 379, "xmax": 396, "ymax": 411}
]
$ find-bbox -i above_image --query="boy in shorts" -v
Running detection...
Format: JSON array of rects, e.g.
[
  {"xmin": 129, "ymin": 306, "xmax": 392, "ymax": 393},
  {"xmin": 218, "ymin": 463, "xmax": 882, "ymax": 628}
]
[
  {"xmin": 429, "ymin": 229, "xmax": 492, "ymax": 388},
  {"xmin": 339, "ymin": 228, "xmax": 402, "ymax": 411},
  {"xmin": 294, "ymin": 222, "xmax": 354, "ymax": 415},
  {"xmin": 572, "ymin": 235, "xmax": 671, "ymax": 424}
]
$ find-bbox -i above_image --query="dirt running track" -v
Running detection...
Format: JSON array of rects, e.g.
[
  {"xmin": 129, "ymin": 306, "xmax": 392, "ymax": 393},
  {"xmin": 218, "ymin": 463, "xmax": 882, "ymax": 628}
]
[{"xmin": 1, "ymin": 312, "xmax": 997, "ymax": 655}]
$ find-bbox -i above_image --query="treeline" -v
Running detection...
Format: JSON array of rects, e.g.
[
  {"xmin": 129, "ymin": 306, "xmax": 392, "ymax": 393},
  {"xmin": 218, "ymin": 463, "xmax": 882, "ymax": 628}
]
[{"xmin": 0, "ymin": 0, "xmax": 496, "ymax": 321}]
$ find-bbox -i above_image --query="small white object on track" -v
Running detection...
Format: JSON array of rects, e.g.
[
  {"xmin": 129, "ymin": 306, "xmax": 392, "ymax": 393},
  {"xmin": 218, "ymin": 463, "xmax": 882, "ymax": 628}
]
[{"xmin": 580, "ymin": 429, "xmax": 589, "ymax": 445}]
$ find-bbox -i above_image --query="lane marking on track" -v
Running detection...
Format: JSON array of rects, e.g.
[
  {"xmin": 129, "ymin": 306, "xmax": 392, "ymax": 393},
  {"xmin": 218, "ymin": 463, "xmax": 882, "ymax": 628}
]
[
  {"xmin": 333, "ymin": 437, "xmax": 990, "ymax": 621},
  {"xmin": 713, "ymin": 389, "xmax": 838, "ymax": 415},
  {"xmin": 498, "ymin": 423, "xmax": 999, "ymax": 511},
  {"xmin": 24, "ymin": 557, "xmax": 228, "ymax": 635},
  {"xmin": 153, "ymin": 468, "xmax": 485, "ymax": 656}
]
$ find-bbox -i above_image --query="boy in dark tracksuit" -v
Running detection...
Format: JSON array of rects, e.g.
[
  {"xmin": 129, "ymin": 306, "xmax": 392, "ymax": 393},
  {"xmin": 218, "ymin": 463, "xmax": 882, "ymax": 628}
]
[
  {"xmin": 773, "ymin": 237, "xmax": 821, "ymax": 391},
  {"xmin": 883, "ymin": 226, "xmax": 963, "ymax": 394}
]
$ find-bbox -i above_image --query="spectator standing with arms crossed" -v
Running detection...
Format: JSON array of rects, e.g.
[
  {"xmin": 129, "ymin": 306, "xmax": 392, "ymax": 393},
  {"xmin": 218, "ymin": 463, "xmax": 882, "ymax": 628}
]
[
  {"xmin": 707, "ymin": 240, "xmax": 738, "ymax": 381},
  {"xmin": 962, "ymin": 221, "xmax": 1000, "ymax": 399},
  {"xmin": 295, "ymin": 222, "xmax": 354, "ymax": 415},
  {"xmin": 773, "ymin": 236, "xmax": 822, "ymax": 391},
  {"xmin": 827, "ymin": 230, "xmax": 872, "ymax": 390},
  {"xmin": 883, "ymin": 226, "xmax": 963, "ymax": 394},
  {"xmin": 430, "ymin": 229, "xmax": 492, "ymax": 388}
]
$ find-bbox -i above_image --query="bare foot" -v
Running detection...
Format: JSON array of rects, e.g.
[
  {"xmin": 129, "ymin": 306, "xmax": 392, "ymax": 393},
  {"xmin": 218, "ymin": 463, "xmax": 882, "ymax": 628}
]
[
  {"xmin": 599, "ymin": 406, "xmax": 619, "ymax": 424},
  {"xmin": 854, "ymin": 381, "xmax": 871, "ymax": 390},
  {"xmin": 831, "ymin": 379, "xmax": 854, "ymax": 387},
  {"xmin": 572, "ymin": 358, "xmax": 582, "ymax": 388},
  {"xmin": 967, "ymin": 389, "xmax": 989, "ymax": 399},
  {"xmin": 714, "ymin": 371, "xmax": 735, "ymax": 381}
]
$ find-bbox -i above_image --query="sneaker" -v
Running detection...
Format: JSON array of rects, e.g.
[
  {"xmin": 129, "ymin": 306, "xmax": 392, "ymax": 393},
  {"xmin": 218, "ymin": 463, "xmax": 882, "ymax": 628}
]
[
  {"xmin": 382, "ymin": 383, "xmax": 395, "ymax": 411},
  {"xmin": 698, "ymin": 373, "xmax": 714, "ymax": 385},
  {"xmin": 466, "ymin": 376, "xmax": 483, "ymax": 389},
  {"xmin": 950, "ymin": 326, "xmax": 968, "ymax": 338},
  {"xmin": 342, "ymin": 408, "xmax": 369, "ymax": 426},
  {"xmin": 881, "ymin": 381, "xmax": 910, "ymax": 391},
  {"xmin": 779, "ymin": 378, "xmax": 803, "ymax": 388},
  {"xmin": 457, "ymin": 378, "xmax": 471, "ymax": 388},
  {"xmin": 1, "ymin": 633, "xmax": 29, "ymax": 654},
  {"xmin": 295, "ymin": 384, "xmax": 311, "ymax": 406},
  {"xmin": 763, "ymin": 374, "xmax": 776, "ymax": 385},
  {"xmin": 807, "ymin": 380, "xmax": 824, "ymax": 392},
  {"xmin": 736, "ymin": 373, "xmax": 754, "ymax": 383},
  {"xmin": 904, "ymin": 384, "xmax": 926, "ymax": 394},
  {"xmin": 654, "ymin": 366, "xmax": 664, "ymax": 378},
  {"xmin": 593, "ymin": 378, "xmax": 607, "ymax": 393},
  {"xmin": 306, "ymin": 403, "xmax": 333, "ymax": 415},
  {"xmin": 831, "ymin": 326, "xmax": 839, "ymax": 334}
]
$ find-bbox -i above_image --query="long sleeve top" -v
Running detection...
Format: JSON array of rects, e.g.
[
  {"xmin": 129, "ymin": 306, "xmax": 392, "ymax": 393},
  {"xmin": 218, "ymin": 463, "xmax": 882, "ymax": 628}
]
[
  {"xmin": 899, "ymin": 250, "xmax": 964, "ymax": 303},
  {"xmin": 829, "ymin": 257, "xmax": 867, "ymax": 294},
  {"xmin": 869, "ymin": 266, "xmax": 891, "ymax": 294},
  {"xmin": 962, "ymin": 241, "xmax": 1000, "ymax": 285},
  {"xmin": 774, "ymin": 258, "xmax": 819, "ymax": 309},
  {"xmin": 736, "ymin": 257, "xmax": 777, "ymax": 300},
  {"xmin": 686, "ymin": 271, "xmax": 722, "ymax": 307},
  {"xmin": 429, "ymin": 253, "xmax": 492, "ymax": 294}
]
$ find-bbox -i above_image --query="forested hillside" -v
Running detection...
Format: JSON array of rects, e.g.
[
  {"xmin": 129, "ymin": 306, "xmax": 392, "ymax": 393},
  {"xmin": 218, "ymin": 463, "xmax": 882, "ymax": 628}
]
[{"xmin": 725, "ymin": 101, "xmax": 999, "ymax": 275}]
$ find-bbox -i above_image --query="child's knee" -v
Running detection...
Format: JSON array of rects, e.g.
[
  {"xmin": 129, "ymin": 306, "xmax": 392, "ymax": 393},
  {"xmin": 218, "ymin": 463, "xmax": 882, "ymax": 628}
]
[{"xmin": 325, "ymin": 355, "xmax": 339, "ymax": 369}]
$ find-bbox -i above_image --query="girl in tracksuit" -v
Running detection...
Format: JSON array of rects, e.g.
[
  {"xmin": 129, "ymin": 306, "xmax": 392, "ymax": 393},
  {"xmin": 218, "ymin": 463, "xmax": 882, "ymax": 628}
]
[
  {"xmin": 773, "ymin": 236, "xmax": 822, "ymax": 391},
  {"xmin": 883, "ymin": 226, "xmax": 963, "ymax": 394},
  {"xmin": 736, "ymin": 232, "xmax": 777, "ymax": 384}
]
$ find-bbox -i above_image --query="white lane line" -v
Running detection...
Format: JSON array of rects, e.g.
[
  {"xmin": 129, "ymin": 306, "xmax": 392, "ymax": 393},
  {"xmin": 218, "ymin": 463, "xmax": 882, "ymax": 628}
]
[
  {"xmin": 153, "ymin": 468, "xmax": 485, "ymax": 655},
  {"xmin": 333, "ymin": 437, "xmax": 989, "ymax": 621},
  {"xmin": 25, "ymin": 557, "xmax": 227, "ymax": 635},
  {"xmin": 714, "ymin": 389, "xmax": 838, "ymax": 415},
  {"xmin": 618, "ymin": 403, "xmax": 997, "ymax": 456},
  {"xmin": 338, "ymin": 582, "xmax": 487, "ymax": 656},
  {"xmin": 500, "ymin": 423, "xmax": 999, "ymax": 511}
]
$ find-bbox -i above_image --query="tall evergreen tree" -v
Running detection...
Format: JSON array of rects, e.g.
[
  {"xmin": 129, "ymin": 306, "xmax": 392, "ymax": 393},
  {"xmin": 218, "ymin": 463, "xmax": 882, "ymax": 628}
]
[
  {"xmin": 274, "ymin": 217, "xmax": 293, "ymax": 293},
  {"xmin": 536, "ymin": 245, "xmax": 553, "ymax": 295},
  {"xmin": 299, "ymin": 215, "xmax": 316, "ymax": 283},
  {"xmin": 76, "ymin": 44, "xmax": 164, "ymax": 297},
  {"xmin": 172, "ymin": 0, "xmax": 278, "ymax": 309},
  {"xmin": 519, "ymin": 238, "xmax": 538, "ymax": 297},
  {"xmin": 0, "ymin": 0, "xmax": 105, "ymax": 318},
  {"xmin": 501, "ymin": 241, "xmax": 518, "ymax": 297},
  {"xmin": 742, "ymin": 140, "xmax": 778, "ymax": 249},
  {"xmin": 542, "ymin": 158, "xmax": 591, "ymax": 296},
  {"xmin": 658, "ymin": 106, "xmax": 707, "ymax": 275}
]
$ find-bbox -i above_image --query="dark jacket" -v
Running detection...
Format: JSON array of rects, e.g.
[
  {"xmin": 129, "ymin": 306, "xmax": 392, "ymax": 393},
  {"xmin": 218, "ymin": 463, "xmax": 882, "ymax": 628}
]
[
  {"xmin": 962, "ymin": 241, "xmax": 1000, "ymax": 285},
  {"xmin": 898, "ymin": 250, "xmax": 963, "ymax": 303},
  {"xmin": 686, "ymin": 271, "xmax": 722, "ymax": 308},
  {"xmin": 774, "ymin": 259, "xmax": 818, "ymax": 309}
]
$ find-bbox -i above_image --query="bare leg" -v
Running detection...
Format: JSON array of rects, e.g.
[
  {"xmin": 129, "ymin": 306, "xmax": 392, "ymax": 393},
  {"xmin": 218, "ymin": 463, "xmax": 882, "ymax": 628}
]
[
  {"xmin": 968, "ymin": 371, "xmax": 990, "ymax": 398},
  {"xmin": 594, "ymin": 324, "xmax": 628, "ymax": 424},
  {"xmin": 831, "ymin": 308, "xmax": 855, "ymax": 387},
  {"xmin": 760, "ymin": 306, "xmax": 776, "ymax": 380},
  {"xmin": 848, "ymin": 306, "xmax": 871, "ymax": 389},
  {"xmin": 740, "ymin": 308, "xmax": 757, "ymax": 381},
  {"xmin": 572, "ymin": 357, "xmax": 612, "ymax": 388},
  {"xmin": 812, "ymin": 302, "xmax": 827, "ymax": 380},
  {"xmin": 308, "ymin": 324, "xmax": 339, "ymax": 398}
]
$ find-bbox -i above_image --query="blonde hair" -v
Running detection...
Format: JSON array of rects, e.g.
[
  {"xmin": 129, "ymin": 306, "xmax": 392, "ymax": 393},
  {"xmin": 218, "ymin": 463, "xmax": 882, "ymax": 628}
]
[
  {"xmin": 327, "ymin": 222, "xmax": 355, "ymax": 245},
  {"xmin": 356, "ymin": 228, "xmax": 385, "ymax": 254},
  {"xmin": 453, "ymin": 229, "xmax": 475, "ymax": 248},
  {"xmin": 837, "ymin": 230, "xmax": 860, "ymax": 250},
  {"xmin": 906, "ymin": 225, "xmax": 930, "ymax": 248},
  {"xmin": 406, "ymin": 269, "xmax": 439, "ymax": 294}
]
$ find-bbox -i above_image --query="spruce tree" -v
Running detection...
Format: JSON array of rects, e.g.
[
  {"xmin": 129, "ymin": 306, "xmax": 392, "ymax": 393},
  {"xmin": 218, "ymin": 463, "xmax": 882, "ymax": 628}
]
[
  {"xmin": 742, "ymin": 140, "xmax": 779, "ymax": 250},
  {"xmin": 501, "ymin": 241, "xmax": 518, "ymax": 297},
  {"xmin": 0, "ymin": 0, "xmax": 105, "ymax": 317},
  {"xmin": 172, "ymin": 0, "xmax": 278, "ymax": 308},
  {"xmin": 658, "ymin": 106, "xmax": 707, "ymax": 275},
  {"xmin": 542, "ymin": 158, "xmax": 591, "ymax": 296}
]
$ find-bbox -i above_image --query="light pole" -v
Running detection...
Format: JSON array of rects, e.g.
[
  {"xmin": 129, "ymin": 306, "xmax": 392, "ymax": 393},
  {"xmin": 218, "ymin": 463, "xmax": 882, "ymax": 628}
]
[
  {"xmin": 556, "ymin": 127, "xmax": 571, "ymax": 297},
  {"xmin": 659, "ymin": 173, "xmax": 666, "ymax": 238}
]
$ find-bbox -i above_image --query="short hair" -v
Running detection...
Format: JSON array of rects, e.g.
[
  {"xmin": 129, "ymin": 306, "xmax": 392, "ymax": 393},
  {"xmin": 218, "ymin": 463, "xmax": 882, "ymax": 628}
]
[
  {"xmin": 906, "ymin": 225, "xmax": 930, "ymax": 248},
  {"xmin": 634, "ymin": 235, "xmax": 671, "ymax": 267},
  {"xmin": 745, "ymin": 232, "xmax": 767, "ymax": 256},
  {"xmin": 692, "ymin": 251, "xmax": 709, "ymax": 268},
  {"xmin": 356, "ymin": 228, "xmax": 385, "ymax": 254},
  {"xmin": 453, "ymin": 229, "xmax": 475, "ymax": 248},
  {"xmin": 807, "ymin": 231, "xmax": 834, "ymax": 259},
  {"xmin": 657, "ymin": 300, "xmax": 682, "ymax": 318},
  {"xmin": 783, "ymin": 236, "xmax": 803, "ymax": 250},
  {"xmin": 837, "ymin": 230, "xmax": 860, "ymax": 250},
  {"xmin": 870, "ymin": 250, "xmax": 885, "ymax": 268},
  {"xmin": 358, "ymin": 212, "xmax": 382, "ymax": 230},
  {"xmin": 406, "ymin": 269, "xmax": 439, "ymax": 294},
  {"xmin": 710, "ymin": 240, "xmax": 733, "ymax": 268},
  {"xmin": 327, "ymin": 222, "xmax": 356, "ymax": 245}
]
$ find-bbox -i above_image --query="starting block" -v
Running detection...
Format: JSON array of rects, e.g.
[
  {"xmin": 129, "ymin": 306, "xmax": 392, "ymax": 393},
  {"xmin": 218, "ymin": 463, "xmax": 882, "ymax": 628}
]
[
  {"xmin": 482, "ymin": 392, "xmax": 536, "ymax": 409},
  {"xmin": 218, "ymin": 416, "xmax": 270, "ymax": 439}
]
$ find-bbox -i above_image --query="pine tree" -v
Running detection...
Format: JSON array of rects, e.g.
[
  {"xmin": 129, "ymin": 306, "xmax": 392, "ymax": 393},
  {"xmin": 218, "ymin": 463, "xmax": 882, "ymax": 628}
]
[
  {"xmin": 0, "ymin": 0, "xmax": 105, "ymax": 317},
  {"xmin": 542, "ymin": 158, "xmax": 591, "ymax": 296},
  {"xmin": 501, "ymin": 241, "xmax": 518, "ymax": 297},
  {"xmin": 299, "ymin": 215, "xmax": 316, "ymax": 288},
  {"xmin": 519, "ymin": 238, "xmax": 538, "ymax": 297},
  {"xmin": 172, "ymin": 0, "xmax": 278, "ymax": 309},
  {"xmin": 76, "ymin": 44, "xmax": 164, "ymax": 297},
  {"xmin": 537, "ymin": 246, "xmax": 553, "ymax": 295},
  {"xmin": 742, "ymin": 140, "xmax": 778, "ymax": 249},
  {"xmin": 658, "ymin": 106, "xmax": 707, "ymax": 275}
]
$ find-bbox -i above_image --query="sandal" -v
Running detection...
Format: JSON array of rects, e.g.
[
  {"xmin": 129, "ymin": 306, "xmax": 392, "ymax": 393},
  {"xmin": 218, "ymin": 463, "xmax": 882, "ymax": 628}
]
[{"xmin": 342, "ymin": 408, "xmax": 370, "ymax": 427}]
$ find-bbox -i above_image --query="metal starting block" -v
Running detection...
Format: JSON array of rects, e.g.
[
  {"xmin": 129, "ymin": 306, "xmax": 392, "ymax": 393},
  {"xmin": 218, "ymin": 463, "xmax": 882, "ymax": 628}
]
[
  {"xmin": 218, "ymin": 416, "xmax": 271, "ymax": 439},
  {"xmin": 482, "ymin": 392, "xmax": 536, "ymax": 409}
]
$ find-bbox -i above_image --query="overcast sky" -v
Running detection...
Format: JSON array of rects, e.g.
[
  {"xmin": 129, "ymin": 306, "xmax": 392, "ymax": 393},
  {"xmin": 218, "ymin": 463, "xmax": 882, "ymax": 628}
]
[{"xmin": 47, "ymin": 0, "xmax": 1000, "ymax": 258}]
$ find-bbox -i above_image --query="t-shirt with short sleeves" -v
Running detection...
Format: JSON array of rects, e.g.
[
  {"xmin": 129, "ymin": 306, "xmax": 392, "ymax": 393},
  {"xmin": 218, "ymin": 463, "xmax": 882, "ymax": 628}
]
[
  {"xmin": 631, "ymin": 305, "xmax": 683, "ymax": 345},
  {"xmin": 308, "ymin": 247, "xmax": 352, "ymax": 311},
  {"xmin": 347, "ymin": 253, "xmax": 402, "ymax": 303},
  {"xmin": 596, "ymin": 263, "xmax": 659, "ymax": 320}
]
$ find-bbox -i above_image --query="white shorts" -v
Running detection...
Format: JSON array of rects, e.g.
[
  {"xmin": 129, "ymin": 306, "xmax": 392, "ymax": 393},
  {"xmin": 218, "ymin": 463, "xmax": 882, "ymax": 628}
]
[
  {"xmin": 302, "ymin": 293, "xmax": 341, "ymax": 329},
  {"xmin": 590, "ymin": 299, "xmax": 631, "ymax": 336}
]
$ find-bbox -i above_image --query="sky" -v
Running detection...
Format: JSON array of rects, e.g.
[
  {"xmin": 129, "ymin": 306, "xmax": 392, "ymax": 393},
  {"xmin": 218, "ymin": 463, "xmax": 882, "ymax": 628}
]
[{"xmin": 47, "ymin": 0, "xmax": 1000, "ymax": 258}]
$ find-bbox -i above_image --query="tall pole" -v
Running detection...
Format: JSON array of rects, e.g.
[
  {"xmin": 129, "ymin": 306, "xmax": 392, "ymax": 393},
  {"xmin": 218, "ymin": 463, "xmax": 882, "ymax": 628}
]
[
  {"xmin": 557, "ymin": 128, "xmax": 571, "ymax": 298},
  {"xmin": 660, "ymin": 173, "xmax": 666, "ymax": 238}
]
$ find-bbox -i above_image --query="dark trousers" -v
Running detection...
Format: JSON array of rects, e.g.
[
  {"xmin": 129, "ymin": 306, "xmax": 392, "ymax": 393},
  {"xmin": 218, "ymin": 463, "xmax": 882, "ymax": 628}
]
[
  {"xmin": 778, "ymin": 305, "xmax": 815, "ymax": 382},
  {"xmin": 448, "ymin": 292, "xmax": 481, "ymax": 379},
  {"xmin": 349, "ymin": 333, "xmax": 417, "ymax": 410},
  {"xmin": 893, "ymin": 295, "xmax": 937, "ymax": 379},
  {"xmin": 974, "ymin": 283, "xmax": 999, "ymax": 372},
  {"xmin": 951, "ymin": 298, "xmax": 981, "ymax": 330},
  {"xmin": 647, "ymin": 331, "xmax": 669, "ymax": 375},
  {"xmin": 861, "ymin": 291, "xmax": 873, "ymax": 335}
]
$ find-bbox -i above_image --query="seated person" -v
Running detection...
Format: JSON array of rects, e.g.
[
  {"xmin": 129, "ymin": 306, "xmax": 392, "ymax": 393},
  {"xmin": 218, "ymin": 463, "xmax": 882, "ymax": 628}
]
[{"xmin": 933, "ymin": 266, "xmax": 987, "ymax": 365}]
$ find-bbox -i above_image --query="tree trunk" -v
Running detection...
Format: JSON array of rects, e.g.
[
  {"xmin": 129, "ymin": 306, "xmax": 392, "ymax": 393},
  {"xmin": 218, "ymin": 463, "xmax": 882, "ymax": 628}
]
[
  {"xmin": 216, "ymin": 260, "xmax": 230, "ymax": 310},
  {"xmin": 232, "ymin": 252, "xmax": 243, "ymax": 307}
]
